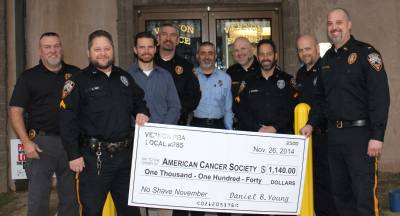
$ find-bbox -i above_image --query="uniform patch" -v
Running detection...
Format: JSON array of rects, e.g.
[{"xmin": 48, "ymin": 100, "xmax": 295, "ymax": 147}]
[
  {"xmin": 217, "ymin": 80, "xmax": 223, "ymax": 87},
  {"xmin": 277, "ymin": 79, "xmax": 285, "ymax": 89},
  {"xmin": 62, "ymin": 80, "xmax": 75, "ymax": 99},
  {"xmin": 64, "ymin": 73, "xmax": 72, "ymax": 80},
  {"xmin": 175, "ymin": 65, "xmax": 184, "ymax": 75},
  {"xmin": 367, "ymin": 52, "xmax": 383, "ymax": 72},
  {"xmin": 120, "ymin": 76, "xmax": 129, "ymax": 86},
  {"xmin": 347, "ymin": 53, "xmax": 358, "ymax": 65},
  {"xmin": 238, "ymin": 81, "xmax": 246, "ymax": 95},
  {"xmin": 249, "ymin": 89, "xmax": 259, "ymax": 94}
]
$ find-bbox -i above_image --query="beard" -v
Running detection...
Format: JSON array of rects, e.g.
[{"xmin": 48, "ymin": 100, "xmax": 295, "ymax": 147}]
[
  {"xmin": 138, "ymin": 53, "xmax": 154, "ymax": 63},
  {"xmin": 160, "ymin": 40, "xmax": 175, "ymax": 52},
  {"xmin": 90, "ymin": 57, "xmax": 114, "ymax": 70},
  {"xmin": 260, "ymin": 59, "xmax": 277, "ymax": 71},
  {"xmin": 45, "ymin": 55, "xmax": 62, "ymax": 67},
  {"xmin": 328, "ymin": 29, "xmax": 344, "ymax": 44}
]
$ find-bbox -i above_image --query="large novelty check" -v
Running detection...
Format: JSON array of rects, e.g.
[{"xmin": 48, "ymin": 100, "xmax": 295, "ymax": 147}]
[{"xmin": 128, "ymin": 123, "xmax": 309, "ymax": 215}]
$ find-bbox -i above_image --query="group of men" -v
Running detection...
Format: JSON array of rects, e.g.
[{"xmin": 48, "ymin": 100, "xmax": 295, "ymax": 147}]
[{"xmin": 9, "ymin": 7, "xmax": 389, "ymax": 216}]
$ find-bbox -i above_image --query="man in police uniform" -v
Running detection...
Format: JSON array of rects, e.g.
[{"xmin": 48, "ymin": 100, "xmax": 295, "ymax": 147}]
[
  {"xmin": 226, "ymin": 37, "xmax": 260, "ymax": 107},
  {"xmin": 301, "ymin": 8, "xmax": 390, "ymax": 215},
  {"xmin": 155, "ymin": 23, "xmax": 201, "ymax": 125},
  {"xmin": 237, "ymin": 39, "xmax": 296, "ymax": 134},
  {"xmin": 226, "ymin": 37, "xmax": 260, "ymax": 129},
  {"xmin": 60, "ymin": 30, "xmax": 150, "ymax": 216},
  {"xmin": 296, "ymin": 34, "xmax": 338, "ymax": 216},
  {"xmin": 9, "ymin": 32, "xmax": 79, "ymax": 216}
]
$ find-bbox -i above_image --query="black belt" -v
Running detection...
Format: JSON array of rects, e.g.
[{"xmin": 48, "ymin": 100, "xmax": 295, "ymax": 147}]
[
  {"xmin": 28, "ymin": 129, "xmax": 59, "ymax": 140},
  {"xmin": 329, "ymin": 120, "xmax": 368, "ymax": 128},
  {"xmin": 82, "ymin": 137, "xmax": 130, "ymax": 153},
  {"xmin": 192, "ymin": 117, "xmax": 223, "ymax": 125}
]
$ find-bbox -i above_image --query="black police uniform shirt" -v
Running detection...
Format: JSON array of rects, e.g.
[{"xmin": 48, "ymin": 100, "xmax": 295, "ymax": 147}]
[
  {"xmin": 226, "ymin": 55, "xmax": 260, "ymax": 101},
  {"xmin": 9, "ymin": 60, "xmax": 80, "ymax": 134},
  {"xmin": 296, "ymin": 58, "xmax": 321, "ymax": 105},
  {"xmin": 296, "ymin": 58, "xmax": 326, "ymax": 130},
  {"xmin": 236, "ymin": 68, "xmax": 296, "ymax": 133},
  {"xmin": 154, "ymin": 52, "xmax": 201, "ymax": 117},
  {"xmin": 60, "ymin": 64, "xmax": 150, "ymax": 160},
  {"xmin": 309, "ymin": 35, "xmax": 390, "ymax": 141}
]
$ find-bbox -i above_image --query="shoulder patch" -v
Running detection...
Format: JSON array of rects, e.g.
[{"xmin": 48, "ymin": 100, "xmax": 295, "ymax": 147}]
[
  {"xmin": 367, "ymin": 52, "xmax": 383, "ymax": 72},
  {"xmin": 62, "ymin": 80, "xmax": 75, "ymax": 99},
  {"xmin": 348, "ymin": 53, "xmax": 358, "ymax": 65},
  {"xmin": 120, "ymin": 75, "xmax": 129, "ymax": 86}
]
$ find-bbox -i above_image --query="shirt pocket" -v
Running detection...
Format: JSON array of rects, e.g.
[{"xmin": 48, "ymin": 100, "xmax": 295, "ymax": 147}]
[{"xmin": 85, "ymin": 88, "xmax": 108, "ymax": 113}]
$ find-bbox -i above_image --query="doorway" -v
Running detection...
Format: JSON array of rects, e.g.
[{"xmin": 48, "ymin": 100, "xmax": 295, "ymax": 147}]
[{"xmin": 135, "ymin": 5, "xmax": 282, "ymax": 70}]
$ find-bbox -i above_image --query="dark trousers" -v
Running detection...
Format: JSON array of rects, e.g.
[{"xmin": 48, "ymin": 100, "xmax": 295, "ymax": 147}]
[
  {"xmin": 312, "ymin": 131, "xmax": 338, "ymax": 216},
  {"xmin": 25, "ymin": 135, "xmax": 78, "ymax": 216},
  {"xmin": 78, "ymin": 146, "xmax": 140, "ymax": 216},
  {"xmin": 173, "ymin": 118, "xmax": 228, "ymax": 216},
  {"xmin": 327, "ymin": 126, "xmax": 379, "ymax": 216}
]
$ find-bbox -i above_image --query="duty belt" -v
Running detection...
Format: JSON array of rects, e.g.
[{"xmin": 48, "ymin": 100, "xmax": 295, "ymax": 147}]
[
  {"xmin": 82, "ymin": 137, "xmax": 130, "ymax": 153},
  {"xmin": 329, "ymin": 120, "xmax": 368, "ymax": 129},
  {"xmin": 82, "ymin": 137, "xmax": 131, "ymax": 175},
  {"xmin": 28, "ymin": 129, "xmax": 59, "ymax": 140}
]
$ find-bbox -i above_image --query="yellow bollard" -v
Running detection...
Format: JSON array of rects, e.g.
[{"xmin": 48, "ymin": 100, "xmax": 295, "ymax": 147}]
[
  {"xmin": 294, "ymin": 103, "xmax": 314, "ymax": 216},
  {"xmin": 102, "ymin": 192, "xmax": 117, "ymax": 216}
]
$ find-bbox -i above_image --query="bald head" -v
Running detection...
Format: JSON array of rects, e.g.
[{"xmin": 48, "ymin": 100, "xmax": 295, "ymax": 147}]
[
  {"xmin": 232, "ymin": 37, "xmax": 255, "ymax": 69},
  {"xmin": 297, "ymin": 34, "xmax": 320, "ymax": 69}
]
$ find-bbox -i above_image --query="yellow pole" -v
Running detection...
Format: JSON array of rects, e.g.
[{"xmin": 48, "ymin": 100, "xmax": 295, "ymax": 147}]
[
  {"xmin": 294, "ymin": 103, "xmax": 314, "ymax": 216},
  {"xmin": 102, "ymin": 192, "xmax": 117, "ymax": 216}
]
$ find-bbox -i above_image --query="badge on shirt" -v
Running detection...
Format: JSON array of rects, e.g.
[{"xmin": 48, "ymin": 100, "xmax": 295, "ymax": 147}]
[
  {"xmin": 120, "ymin": 76, "xmax": 129, "ymax": 86},
  {"xmin": 367, "ymin": 52, "xmax": 383, "ymax": 72},
  {"xmin": 62, "ymin": 80, "xmax": 75, "ymax": 99},
  {"xmin": 277, "ymin": 79, "xmax": 285, "ymax": 89},
  {"xmin": 347, "ymin": 53, "xmax": 358, "ymax": 65},
  {"xmin": 217, "ymin": 80, "xmax": 223, "ymax": 87},
  {"xmin": 238, "ymin": 81, "xmax": 246, "ymax": 95},
  {"xmin": 64, "ymin": 73, "xmax": 72, "ymax": 80},
  {"xmin": 175, "ymin": 65, "xmax": 184, "ymax": 75},
  {"xmin": 313, "ymin": 77, "xmax": 318, "ymax": 87}
]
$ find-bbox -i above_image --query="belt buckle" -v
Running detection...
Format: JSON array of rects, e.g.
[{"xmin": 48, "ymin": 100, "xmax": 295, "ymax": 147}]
[
  {"xmin": 336, "ymin": 120, "xmax": 343, "ymax": 128},
  {"xmin": 107, "ymin": 142, "xmax": 118, "ymax": 153}
]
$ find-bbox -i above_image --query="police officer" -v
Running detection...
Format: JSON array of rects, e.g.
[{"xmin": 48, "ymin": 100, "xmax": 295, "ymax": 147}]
[
  {"xmin": 155, "ymin": 23, "xmax": 201, "ymax": 125},
  {"xmin": 226, "ymin": 37, "xmax": 260, "ymax": 128},
  {"xmin": 9, "ymin": 32, "xmax": 79, "ymax": 216},
  {"xmin": 60, "ymin": 30, "xmax": 150, "ymax": 216},
  {"xmin": 301, "ymin": 8, "xmax": 390, "ymax": 215},
  {"xmin": 296, "ymin": 34, "xmax": 338, "ymax": 216},
  {"xmin": 237, "ymin": 39, "xmax": 296, "ymax": 134},
  {"xmin": 227, "ymin": 37, "xmax": 260, "ymax": 106}
]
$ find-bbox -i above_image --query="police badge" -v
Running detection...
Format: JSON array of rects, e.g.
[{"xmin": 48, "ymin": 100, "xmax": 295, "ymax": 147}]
[
  {"xmin": 120, "ymin": 76, "xmax": 129, "ymax": 86},
  {"xmin": 347, "ymin": 53, "xmax": 357, "ymax": 65},
  {"xmin": 277, "ymin": 79, "xmax": 285, "ymax": 89},
  {"xmin": 64, "ymin": 73, "xmax": 72, "ymax": 80},
  {"xmin": 175, "ymin": 65, "xmax": 184, "ymax": 75}
]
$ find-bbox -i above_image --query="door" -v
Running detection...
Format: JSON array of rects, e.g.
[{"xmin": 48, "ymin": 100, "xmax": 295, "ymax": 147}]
[{"xmin": 135, "ymin": 5, "xmax": 282, "ymax": 70}]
